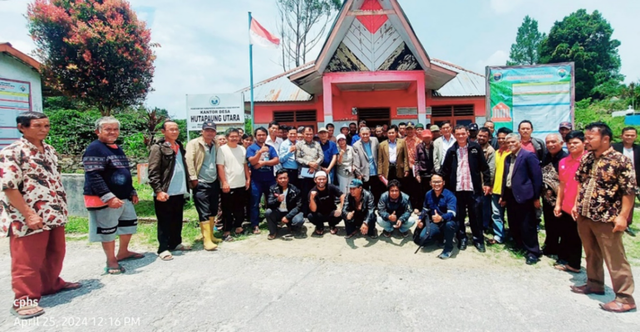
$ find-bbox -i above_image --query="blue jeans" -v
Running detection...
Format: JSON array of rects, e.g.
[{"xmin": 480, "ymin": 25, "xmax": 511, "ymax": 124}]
[
  {"xmin": 491, "ymin": 194, "xmax": 506, "ymax": 243},
  {"xmin": 377, "ymin": 216, "xmax": 416, "ymax": 233},
  {"xmin": 250, "ymin": 179, "xmax": 275, "ymax": 227},
  {"xmin": 417, "ymin": 220, "xmax": 457, "ymax": 252}
]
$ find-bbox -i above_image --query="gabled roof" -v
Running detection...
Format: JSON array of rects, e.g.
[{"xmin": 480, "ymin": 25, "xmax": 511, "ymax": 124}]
[
  {"xmin": 0, "ymin": 43, "xmax": 40, "ymax": 72},
  {"xmin": 241, "ymin": 59, "xmax": 484, "ymax": 103},
  {"xmin": 289, "ymin": 0, "xmax": 457, "ymax": 95}
]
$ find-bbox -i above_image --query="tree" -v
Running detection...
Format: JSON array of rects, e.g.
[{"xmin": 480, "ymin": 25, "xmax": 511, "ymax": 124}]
[
  {"xmin": 27, "ymin": 0, "xmax": 157, "ymax": 116},
  {"xmin": 277, "ymin": 0, "xmax": 342, "ymax": 70},
  {"xmin": 539, "ymin": 9, "xmax": 623, "ymax": 101},
  {"xmin": 507, "ymin": 15, "xmax": 544, "ymax": 66}
]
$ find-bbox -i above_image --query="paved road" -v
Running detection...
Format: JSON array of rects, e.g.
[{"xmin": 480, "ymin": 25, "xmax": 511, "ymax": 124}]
[{"xmin": 0, "ymin": 232, "xmax": 638, "ymax": 332}]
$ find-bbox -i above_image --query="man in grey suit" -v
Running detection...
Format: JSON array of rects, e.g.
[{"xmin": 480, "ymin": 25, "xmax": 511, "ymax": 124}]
[
  {"xmin": 433, "ymin": 121, "xmax": 455, "ymax": 173},
  {"xmin": 352, "ymin": 127, "xmax": 382, "ymax": 205}
]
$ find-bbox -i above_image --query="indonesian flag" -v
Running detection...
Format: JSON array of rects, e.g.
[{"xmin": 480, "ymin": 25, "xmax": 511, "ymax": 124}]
[{"xmin": 249, "ymin": 17, "xmax": 280, "ymax": 48}]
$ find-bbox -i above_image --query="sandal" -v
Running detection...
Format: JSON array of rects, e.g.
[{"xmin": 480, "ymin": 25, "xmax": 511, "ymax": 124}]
[
  {"xmin": 223, "ymin": 234, "xmax": 235, "ymax": 242},
  {"xmin": 345, "ymin": 231, "xmax": 358, "ymax": 239},
  {"xmin": 554, "ymin": 264, "xmax": 581, "ymax": 273},
  {"xmin": 313, "ymin": 229, "xmax": 324, "ymax": 236},
  {"xmin": 268, "ymin": 234, "xmax": 277, "ymax": 240},
  {"xmin": 173, "ymin": 244, "xmax": 192, "ymax": 251},
  {"xmin": 330, "ymin": 227, "xmax": 338, "ymax": 235},
  {"xmin": 59, "ymin": 281, "xmax": 82, "ymax": 292},
  {"xmin": 253, "ymin": 227, "xmax": 261, "ymax": 234},
  {"xmin": 158, "ymin": 251, "xmax": 173, "ymax": 261},
  {"xmin": 10, "ymin": 305, "xmax": 45, "ymax": 319},
  {"xmin": 104, "ymin": 264, "xmax": 126, "ymax": 274},
  {"xmin": 282, "ymin": 233, "xmax": 294, "ymax": 241}
]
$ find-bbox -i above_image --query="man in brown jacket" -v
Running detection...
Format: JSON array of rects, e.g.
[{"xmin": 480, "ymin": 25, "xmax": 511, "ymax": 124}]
[
  {"xmin": 377, "ymin": 125, "xmax": 409, "ymax": 184},
  {"xmin": 185, "ymin": 122, "xmax": 222, "ymax": 251},
  {"xmin": 148, "ymin": 121, "xmax": 192, "ymax": 261}
]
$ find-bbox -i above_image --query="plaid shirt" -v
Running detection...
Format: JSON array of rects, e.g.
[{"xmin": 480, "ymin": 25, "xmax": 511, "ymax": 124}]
[
  {"xmin": 576, "ymin": 147, "xmax": 636, "ymax": 223},
  {"xmin": 456, "ymin": 146, "xmax": 473, "ymax": 191},
  {"xmin": 0, "ymin": 138, "xmax": 68, "ymax": 238}
]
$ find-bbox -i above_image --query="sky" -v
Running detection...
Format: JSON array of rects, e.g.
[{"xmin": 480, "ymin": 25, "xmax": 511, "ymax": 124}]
[{"xmin": 1, "ymin": 0, "xmax": 639, "ymax": 118}]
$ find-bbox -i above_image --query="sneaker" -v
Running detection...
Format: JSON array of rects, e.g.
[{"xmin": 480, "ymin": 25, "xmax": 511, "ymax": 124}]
[
  {"xmin": 382, "ymin": 230, "xmax": 392, "ymax": 238},
  {"xmin": 401, "ymin": 231, "xmax": 410, "ymax": 238}
]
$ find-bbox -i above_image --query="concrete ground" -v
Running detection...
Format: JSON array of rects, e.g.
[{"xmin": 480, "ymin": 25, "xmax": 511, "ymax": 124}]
[{"xmin": 0, "ymin": 226, "xmax": 638, "ymax": 332}]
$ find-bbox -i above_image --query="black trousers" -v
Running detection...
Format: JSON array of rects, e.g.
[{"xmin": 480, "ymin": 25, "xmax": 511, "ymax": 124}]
[
  {"xmin": 154, "ymin": 195, "xmax": 185, "ymax": 254},
  {"xmin": 344, "ymin": 210, "xmax": 377, "ymax": 236},
  {"xmin": 557, "ymin": 211, "xmax": 583, "ymax": 270},
  {"xmin": 402, "ymin": 170, "xmax": 421, "ymax": 211},
  {"xmin": 388, "ymin": 165, "xmax": 398, "ymax": 182},
  {"xmin": 300, "ymin": 178, "xmax": 316, "ymax": 215},
  {"xmin": 456, "ymin": 191, "xmax": 483, "ymax": 243},
  {"xmin": 363, "ymin": 176, "xmax": 384, "ymax": 207},
  {"xmin": 542, "ymin": 200, "xmax": 561, "ymax": 255},
  {"xmin": 222, "ymin": 187, "xmax": 247, "ymax": 232},
  {"xmin": 308, "ymin": 211, "xmax": 342, "ymax": 231},
  {"xmin": 418, "ymin": 175, "xmax": 432, "ymax": 208},
  {"xmin": 193, "ymin": 180, "xmax": 220, "ymax": 222},
  {"xmin": 504, "ymin": 188, "xmax": 542, "ymax": 257}
]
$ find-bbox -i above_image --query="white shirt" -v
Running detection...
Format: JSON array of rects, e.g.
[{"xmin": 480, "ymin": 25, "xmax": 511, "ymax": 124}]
[
  {"xmin": 441, "ymin": 135, "xmax": 455, "ymax": 163},
  {"xmin": 624, "ymin": 147, "xmax": 634, "ymax": 168},
  {"xmin": 279, "ymin": 188, "xmax": 288, "ymax": 212},
  {"xmin": 216, "ymin": 145, "xmax": 247, "ymax": 189},
  {"xmin": 266, "ymin": 135, "xmax": 283, "ymax": 152},
  {"xmin": 388, "ymin": 140, "xmax": 397, "ymax": 164}
]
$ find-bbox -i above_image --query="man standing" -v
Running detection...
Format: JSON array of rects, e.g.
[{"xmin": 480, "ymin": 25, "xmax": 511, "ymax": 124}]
[
  {"xmin": 518, "ymin": 120, "xmax": 546, "ymax": 162},
  {"xmin": 415, "ymin": 129, "xmax": 435, "ymax": 202},
  {"xmin": 613, "ymin": 127, "xmax": 639, "ymax": 236},
  {"xmin": 398, "ymin": 122, "xmax": 407, "ymax": 138},
  {"xmin": 559, "ymin": 122, "xmax": 572, "ymax": 152},
  {"xmin": 430, "ymin": 125, "xmax": 441, "ymax": 141},
  {"xmin": 185, "ymin": 121, "xmax": 222, "ymax": 251},
  {"xmin": 326, "ymin": 123, "xmax": 336, "ymax": 142},
  {"xmin": 500, "ymin": 133, "xmax": 543, "ymax": 265},
  {"xmin": 441, "ymin": 125, "xmax": 491, "ymax": 252},
  {"xmin": 265, "ymin": 169, "xmax": 304, "ymax": 240},
  {"xmin": 415, "ymin": 174, "xmax": 458, "ymax": 259},
  {"xmin": 347, "ymin": 122, "xmax": 358, "ymax": 145},
  {"xmin": 296, "ymin": 126, "xmax": 324, "ymax": 214},
  {"xmin": 266, "ymin": 121, "xmax": 283, "ymax": 152},
  {"xmin": 84, "ymin": 116, "xmax": 143, "ymax": 274},
  {"xmin": 279, "ymin": 127, "xmax": 299, "ymax": 188},
  {"xmin": 541, "ymin": 133, "xmax": 568, "ymax": 257},
  {"xmin": 570, "ymin": 122, "xmax": 636, "ymax": 312},
  {"xmin": 343, "ymin": 179, "xmax": 377, "ymax": 239},
  {"xmin": 415, "ymin": 123, "xmax": 424, "ymax": 137},
  {"xmin": 217, "ymin": 129, "xmax": 251, "ymax": 240},
  {"xmin": 374, "ymin": 125, "xmax": 387, "ymax": 143},
  {"xmin": 1, "ymin": 112, "xmax": 80, "ymax": 319},
  {"xmin": 247, "ymin": 127, "xmax": 280, "ymax": 234},
  {"xmin": 477, "ymin": 127, "xmax": 496, "ymax": 233},
  {"xmin": 318, "ymin": 127, "xmax": 338, "ymax": 183},
  {"xmin": 488, "ymin": 127, "xmax": 512, "ymax": 244},
  {"xmin": 308, "ymin": 171, "xmax": 345, "ymax": 235},
  {"xmin": 377, "ymin": 125, "xmax": 409, "ymax": 183},
  {"xmin": 148, "ymin": 121, "xmax": 192, "ymax": 261},
  {"xmin": 352, "ymin": 127, "xmax": 382, "ymax": 204},
  {"xmin": 377, "ymin": 180, "xmax": 416, "ymax": 238},
  {"xmin": 483, "ymin": 120, "xmax": 498, "ymax": 150},
  {"xmin": 468, "ymin": 123, "xmax": 479, "ymax": 143},
  {"xmin": 433, "ymin": 121, "xmax": 455, "ymax": 173},
  {"xmin": 404, "ymin": 122, "xmax": 423, "ymax": 213}
]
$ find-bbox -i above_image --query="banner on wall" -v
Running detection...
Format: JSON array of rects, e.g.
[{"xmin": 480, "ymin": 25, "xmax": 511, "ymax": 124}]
[
  {"xmin": 186, "ymin": 93, "xmax": 244, "ymax": 131},
  {"xmin": 0, "ymin": 78, "xmax": 31, "ymax": 148},
  {"xmin": 485, "ymin": 63, "xmax": 574, "ymax": 140}
]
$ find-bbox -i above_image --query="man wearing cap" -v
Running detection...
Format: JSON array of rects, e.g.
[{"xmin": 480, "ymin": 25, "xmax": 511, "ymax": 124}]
[
  {"xmin": 342, "ymin": 179, "xmax": 377, "ymax": 239},
  {"xmin": 308, "ymin": 171, "xmax": 345, "ymax": 236},
  {"xmin": 468, "ymin": 123, "xmax": 479, "ymax": 143},
  {"xmin": 415, "ymin": 129, "xmax": 435, "ymax": 201},
  {"xmin": 430, "ymin": 125, "xmax": 441, "ymax": 141},
  {"xmin": 559, "ymin": 122, "xmax": 572, "ymax": 153},
  {"xmin": 318, "ymin": 127, "xmax": 339, "ymax": 184},
  {"xmin": 404, "ymin": 121, "xmax": 423, "ymax": 212},
  {"xmin": 415, "ymin": 123, "xmax": 424, "ymax": 137},
  {"xmin": 186, "ymin": 121, "xmax": 223, "ymax": 250}
]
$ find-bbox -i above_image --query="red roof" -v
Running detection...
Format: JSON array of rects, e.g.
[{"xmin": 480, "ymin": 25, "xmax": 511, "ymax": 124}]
[{"xmin": 0, "ymin": 42, "xmax": 41, "ymax": 72}]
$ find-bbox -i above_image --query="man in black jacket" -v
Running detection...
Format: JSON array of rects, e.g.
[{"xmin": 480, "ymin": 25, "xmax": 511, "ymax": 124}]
[
  {"xmin": 342, "ymin": 179, "xmax": 377, "ymax": 239},
  {"xmin": 148, "ymin": 121, "xmax": 192, "ymax": 261},
  {"xmin": 613, "ymin": 127, "xmax": 640, "ymax": 236},
  {"xmin": 265, "ymin": 169, "xmax": 304, "ymax": 240},
  {"xmin": 441, "ymin": 124, "xmax": 491, "ymax": 252}
]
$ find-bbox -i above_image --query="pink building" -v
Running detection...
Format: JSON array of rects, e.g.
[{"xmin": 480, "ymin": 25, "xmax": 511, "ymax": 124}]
[{"xmin": 240, "ymin": 0, "xmax": 486, "ymax": 130}]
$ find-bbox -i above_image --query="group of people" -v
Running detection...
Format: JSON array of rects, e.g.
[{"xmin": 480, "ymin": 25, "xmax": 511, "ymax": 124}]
[{"xmin": 0, "ymin": 112, "xmax": 637, "ymax": 319}]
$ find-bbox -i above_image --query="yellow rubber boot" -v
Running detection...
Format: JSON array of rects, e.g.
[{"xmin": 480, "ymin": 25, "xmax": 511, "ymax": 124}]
[
  {"xmin": 209, "ymin": 217, "xmax": 223, "ymax": 243},
  {"xmin": 200, "ymin": 221, "xmax": 218, "ymax": 251}
]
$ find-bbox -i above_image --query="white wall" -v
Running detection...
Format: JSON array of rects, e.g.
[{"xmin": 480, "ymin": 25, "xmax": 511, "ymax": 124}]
[{"xmin": 0, "ymin": 53, "xmax": 43, "ymax": 112}]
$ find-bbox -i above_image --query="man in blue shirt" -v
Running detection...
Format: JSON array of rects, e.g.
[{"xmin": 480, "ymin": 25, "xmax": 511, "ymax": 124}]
[
  {"xmin": 278, "ymin": 127, "xmax": 299, "ymax": 188},
  {"xmin": 318, "ymin": 127, "xmax": 338, "ymax": 184},
  {"xmin": 414, "ymin": 173, "xmax": 458, "ymax": 259},
  {"xmin": 247, "ymin": 127, "xmax": 280, "ymax": 234}
]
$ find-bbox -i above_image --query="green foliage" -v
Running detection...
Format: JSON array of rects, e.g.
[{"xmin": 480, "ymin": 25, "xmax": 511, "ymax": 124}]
[
  {"xmin": 27, "ymin": 0, "xmax": 157, "ymax": 116},
  {"xmin": 539, "ymin": 9, "xmax": 623, "ymax": 101},
  {"xmin": 574, "ymin": 97, "xmax": 640, "ymax": 143},
  {"xmin": 507, "ymin": 15, "xmax": 545, "ymax": 66}
]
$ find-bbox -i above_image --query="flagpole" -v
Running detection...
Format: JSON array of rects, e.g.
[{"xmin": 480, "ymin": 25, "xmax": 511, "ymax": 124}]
[{"xmin": 248, "ymin": 11, "xmax": 255, "ymax": 132}]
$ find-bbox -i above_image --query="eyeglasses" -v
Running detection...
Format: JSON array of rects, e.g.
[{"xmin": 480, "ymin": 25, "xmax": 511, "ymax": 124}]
[{"xmin": 431, "ymin": 181, "xmax": 443, "ymax": 184}]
